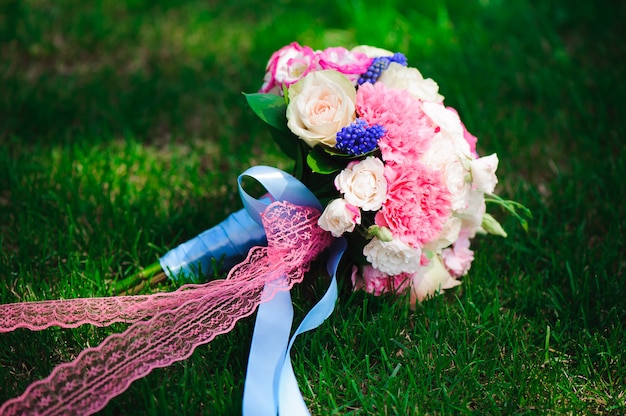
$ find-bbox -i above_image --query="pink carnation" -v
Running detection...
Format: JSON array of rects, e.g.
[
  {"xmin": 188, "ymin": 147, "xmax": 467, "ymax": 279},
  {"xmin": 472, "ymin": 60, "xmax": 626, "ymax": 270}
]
[
  {"xmin": 356, "ymin": 82, "xmax": 438, "ymax": 164},
  {"xmin": 375, "ymin": 162, "xmax": 452, "ymax": 248},
  {"xmin": 351, "ymin": 265, "xmax": 411, "ymax": 296},
  {"xmin": 317, "ymin": 47, "xmax": 372, "ymax": 83},
  {"xmin": 260, "ymin": 42, "xmax": 318, "ymax": 94},
  {"xmin": 442, "ymin": 228, "xmax": 475, "ymax": 277}
]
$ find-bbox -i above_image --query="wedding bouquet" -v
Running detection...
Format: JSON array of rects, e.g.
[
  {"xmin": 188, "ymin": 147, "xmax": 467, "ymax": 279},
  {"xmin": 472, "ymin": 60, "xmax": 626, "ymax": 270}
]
[
  {"xmin": 247, "ymin": 42, "xmax": 515, "ymax": 304},
  {"xmin": 0, "ymin": 42, "xmax": 527, "ymax": 415}
]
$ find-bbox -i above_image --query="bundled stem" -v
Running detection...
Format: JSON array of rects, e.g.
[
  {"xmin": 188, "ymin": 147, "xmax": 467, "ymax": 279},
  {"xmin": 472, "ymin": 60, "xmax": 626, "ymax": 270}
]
[{"xmin": 111, "ymin": 262, "xmax": 167, "ymax": 295}]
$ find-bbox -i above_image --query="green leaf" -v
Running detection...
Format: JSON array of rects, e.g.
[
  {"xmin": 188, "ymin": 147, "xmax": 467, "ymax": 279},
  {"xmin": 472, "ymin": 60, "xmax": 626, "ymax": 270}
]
[
  {"xmin": 243, "ymin": 93, "xmax": 289, "ymax": 132},
  {"xmin": 306, "ymin": 145, "xmax": 347, "ymax": 174},
  {"xmin": 269, "ymin": 128, "xmax": 300, "ymax": 161}
]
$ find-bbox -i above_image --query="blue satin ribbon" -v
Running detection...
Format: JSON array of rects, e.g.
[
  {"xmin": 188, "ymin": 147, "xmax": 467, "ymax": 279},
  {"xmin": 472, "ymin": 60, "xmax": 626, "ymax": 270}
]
[
  {"xmin": 159, "ymin": 166, "xmax": 344, "ymax": 415},
  {"xmin": 159, "ymin": 205, "xmax": 268, "ymax": 281}
]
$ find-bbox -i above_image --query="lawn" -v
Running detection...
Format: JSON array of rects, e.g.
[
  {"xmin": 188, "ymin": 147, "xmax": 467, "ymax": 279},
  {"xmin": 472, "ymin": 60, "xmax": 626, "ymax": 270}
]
[{"xmin": 1, "ymin": 0, "xmax": 624, "ymax": 414}]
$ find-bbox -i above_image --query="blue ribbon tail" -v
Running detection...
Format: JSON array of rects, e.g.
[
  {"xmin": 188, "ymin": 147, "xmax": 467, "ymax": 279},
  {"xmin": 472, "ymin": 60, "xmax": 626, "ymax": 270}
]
[
  {"xmin": 243, "ymin": 288, "xmax": 294, "ymax": 415},
  {"xmin": 243, "ymin": 239, "xmax": 346, "ymax": 415},
  {"xmin": 277, "ymin": 238, "xmax": 346, "ymax": 415}
]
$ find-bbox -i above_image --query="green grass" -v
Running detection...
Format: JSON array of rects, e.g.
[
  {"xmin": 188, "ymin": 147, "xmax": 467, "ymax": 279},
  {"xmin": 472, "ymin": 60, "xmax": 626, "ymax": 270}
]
[{"xmin": 1, "ymin": 0, "xmax": 625, "ymax": 414}]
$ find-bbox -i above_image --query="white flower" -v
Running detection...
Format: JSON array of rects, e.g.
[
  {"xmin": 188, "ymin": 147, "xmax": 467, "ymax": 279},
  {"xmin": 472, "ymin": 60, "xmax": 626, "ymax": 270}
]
[
  {"xmin": 350, "ymin": 45, "xmax": 394, "ymax": 58},
  {"xmin": 378, "ymin": 62, "xmax": 444, "ymax": 103},
  {"xmin": 286, "ymin": 70, "xmax": 357, "ymax": 148},
  {"xmin": 363, "ymin": 237, "xmax": 421, "ymax": 276},
  {"xmin": 470, "ymin": 153, "xmax": 499, "ymax": 194},
  {"xmin": 422, "ymin": 101, "xmax": 465, "ymax": 139},
  {"xmin": 420, "ymin": 134, "xmax": 472, "ymax": 212},
  {"xmin": 410, "ymin": 255, "xmax": 461, "ymax": 304},
  {"xmin": 318, "ymin": 199, "xmax": 361, "ymax": 237},
  {"xmin": 334, "ymin": 156, "xmax": 387, "ymax": 211},
  {"xmin": 457, "ymin": 190, "xmax": 486, "ymax": 236},
  {"xmin": 425, "ymin": 216, "xmax": 462, "ymax": 252}
]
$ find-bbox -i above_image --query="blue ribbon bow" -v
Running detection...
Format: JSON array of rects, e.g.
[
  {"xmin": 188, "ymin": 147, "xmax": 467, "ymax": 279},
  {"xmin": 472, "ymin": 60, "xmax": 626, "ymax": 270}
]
[{"xmin": 160, "ymin": 166, "xmax": 345, "ymax": 415}]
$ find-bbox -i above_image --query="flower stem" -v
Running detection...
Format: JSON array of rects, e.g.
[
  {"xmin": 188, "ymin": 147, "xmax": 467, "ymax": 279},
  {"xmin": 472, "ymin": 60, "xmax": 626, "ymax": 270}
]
[{"xmin": 111, "ymin": 262, "xmax": 167, "ymax": 295}]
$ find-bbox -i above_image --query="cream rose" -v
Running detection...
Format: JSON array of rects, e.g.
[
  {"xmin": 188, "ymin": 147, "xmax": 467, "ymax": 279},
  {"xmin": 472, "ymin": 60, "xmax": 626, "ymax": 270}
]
[
  {"xmin": 334, "ymin": 156, "xmax": 387, "ymax": 211},
  {"xmin": 286, "ymin": 70, "xmax": 357, "ymax": 147},
  {"xmin": 410, "ymin": 255, "xmax": 461, "ymax": 304},
  {"xmin": 470, "ymin": 153, "xmax": 499, "ymax": 194},
  {"xmin": 363, "ymin": 237, "xmax": 421, "ymax": 276},
  {"xmin": 318, "ymin": 199, "xmax": 361, "ymax": 237},
  {"xmin": 378, "ymin": 62, "xmax": 444, "ymax": 103}
]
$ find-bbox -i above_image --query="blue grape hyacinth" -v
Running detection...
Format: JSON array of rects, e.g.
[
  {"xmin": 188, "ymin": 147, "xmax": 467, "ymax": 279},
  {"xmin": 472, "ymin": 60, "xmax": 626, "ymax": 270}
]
[
  {"xmin": 335, "ymin": 119, "xmax": 386, "ymax": 156},
  {"xmin": 357, "ymin": 53, "xmax": 408, "ymax": 85}
]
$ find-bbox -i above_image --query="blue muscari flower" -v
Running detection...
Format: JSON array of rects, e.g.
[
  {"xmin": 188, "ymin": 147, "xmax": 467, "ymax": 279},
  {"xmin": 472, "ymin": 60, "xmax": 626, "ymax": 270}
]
[
  {"xmin": 335, "ymin": 119, "xmax": 386, "ymax": 156},
  {"xmin": 357, "ymin": 52, "xmax": 408, "ymax": 85}
]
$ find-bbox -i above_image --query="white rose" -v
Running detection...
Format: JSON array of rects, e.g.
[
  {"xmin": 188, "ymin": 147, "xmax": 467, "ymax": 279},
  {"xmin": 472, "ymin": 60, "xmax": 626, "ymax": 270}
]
[
  {"xmin": 363, "ymin": 237, "xmax": 421, "ymax": 276},
  {"xmin": 318, "ymin": 199, "xmax": 361, "ymax": 237},
  {"xmin": 378, "ymin": 62, "xmax": 444, "ymax": 103},
  {"xmin": 334, "ymin": 156, "xmax": 387, "ymax": 211},
  {"xmin": 286, "ymin": 70, "xmax": 356, "ymax": 148},
  {"xmin": 410, "ymin": 255, "xmax": 461, "ymax": 304},
  {"xmin": 350, "ymin": 45, "xmax": 394, "ymax": 58},
  {"xmin": 470, "ymin": 153, "xmax": 499, "ymax": 194}
]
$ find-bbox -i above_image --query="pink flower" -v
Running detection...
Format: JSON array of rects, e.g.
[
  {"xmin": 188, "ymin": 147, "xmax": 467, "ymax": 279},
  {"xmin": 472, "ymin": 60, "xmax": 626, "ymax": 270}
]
[
  {"xmin": 317, "ymin": 47, "xmax": 373, "ymax": 83},
  {"xmin": 351, "ymin": 265, "xmax": 411, "ymax": 296},
  {"xmin": 260, "ymin": 42, "xmax": 318, "ymax": 94},
  {"xmin": 356, "ymin": 82, "xmax": 437, "ymax": 164},
  {"xmin": 375, "ymin": 162, "xmax": 452, "ymax": 249},
  {"xmin": 441, "ymin": 228, "xmax": 475, "ymax": 277}
]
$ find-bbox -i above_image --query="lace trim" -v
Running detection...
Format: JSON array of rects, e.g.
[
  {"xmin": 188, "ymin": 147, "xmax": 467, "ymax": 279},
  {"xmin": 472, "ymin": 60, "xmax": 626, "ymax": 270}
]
[{"xmin": 0, "ymin": 201, "xmax": 332, "ymax": 415}]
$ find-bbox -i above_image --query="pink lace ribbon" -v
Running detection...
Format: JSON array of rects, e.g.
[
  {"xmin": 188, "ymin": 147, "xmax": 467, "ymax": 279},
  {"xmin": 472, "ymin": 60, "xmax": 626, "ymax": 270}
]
[{"xmin": 0, "ymin": 201, "xmax": 332, "ymax": 415}]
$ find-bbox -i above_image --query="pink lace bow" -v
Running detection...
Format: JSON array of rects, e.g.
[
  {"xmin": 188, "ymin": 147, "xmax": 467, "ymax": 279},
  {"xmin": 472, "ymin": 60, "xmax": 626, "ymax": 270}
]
[{"xmin": 0, "ymin": 201, "xmax": 333, "ymax": 415}]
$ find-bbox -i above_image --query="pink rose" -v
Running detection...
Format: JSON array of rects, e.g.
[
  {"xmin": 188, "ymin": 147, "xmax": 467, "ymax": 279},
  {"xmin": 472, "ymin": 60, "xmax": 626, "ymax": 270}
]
[
  {"xmin": 260, "ymin": 42, "xmax": 318, "ymax": 94},
  {"xmin": 375, "ymin": 162, "xmax": 452, "ymax": 249},
  {"xmin": 317, "ymin": 47, "xmax": 372, "ymax": 83}
]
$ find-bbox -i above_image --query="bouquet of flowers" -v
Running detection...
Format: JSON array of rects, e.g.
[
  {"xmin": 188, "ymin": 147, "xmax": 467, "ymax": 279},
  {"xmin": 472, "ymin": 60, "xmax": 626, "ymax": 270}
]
[
  {"xmin": 0, "ymin": 42, "xmax": 527, "ymax": 415},
  {"xmin": 247, "ymin": 41, "xmax": 516, "ymax": 304}
]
